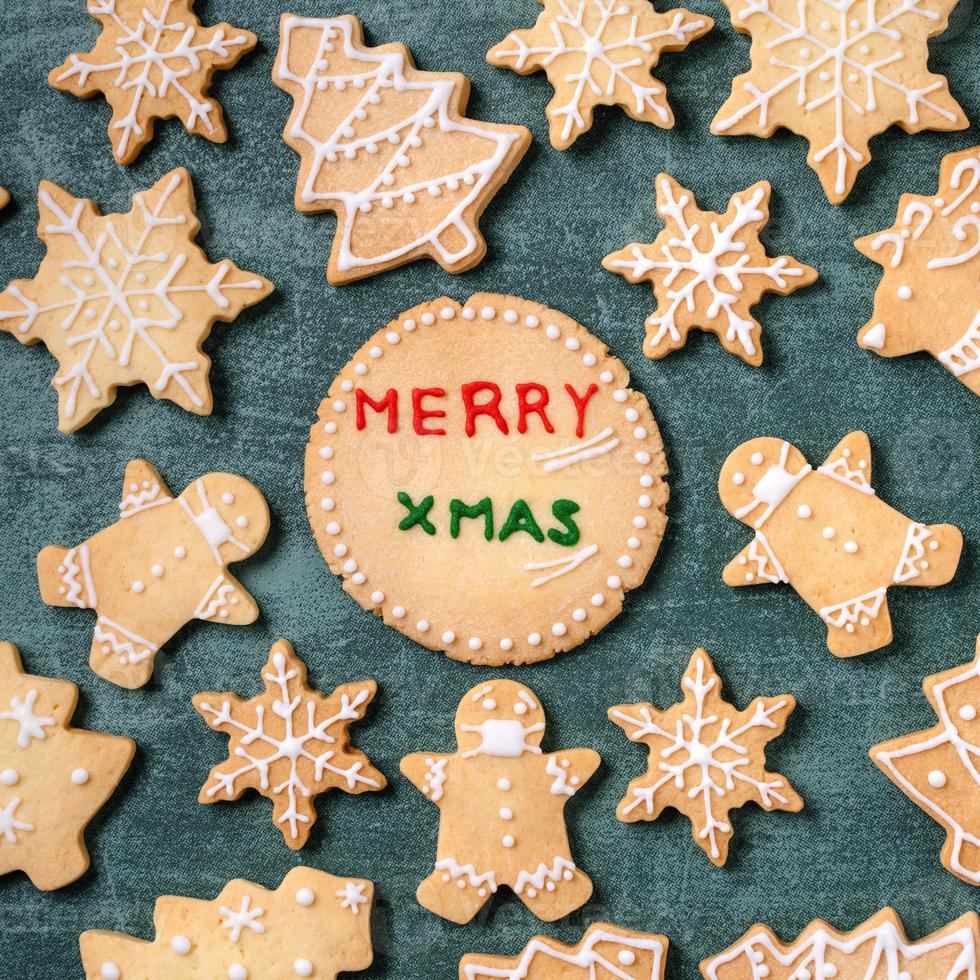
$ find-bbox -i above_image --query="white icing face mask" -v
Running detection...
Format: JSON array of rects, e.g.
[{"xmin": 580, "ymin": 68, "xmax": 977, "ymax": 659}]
[
  {"xmin": 179, "ymin": 480, "xmax": 250, "ymax": 563},
  {"xmin": 734, "ymin": 442, "xmax": 811, "ymax": 528},
  {"xmin": 461, "ymin": 719, "xmax": 543, "ymax": 758}
]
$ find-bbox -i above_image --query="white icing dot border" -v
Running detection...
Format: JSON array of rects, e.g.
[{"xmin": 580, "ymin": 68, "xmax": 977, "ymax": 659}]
[{"xmin": 308, "ymin": 295, "xmax": 667, "ymax": 662}]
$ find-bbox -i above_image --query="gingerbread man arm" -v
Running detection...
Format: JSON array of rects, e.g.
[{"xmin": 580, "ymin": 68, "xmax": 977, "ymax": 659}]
[
  {"xmin": 400, "ymin": 752, "xmax": 452, "ymax": 805},
  {"xmin": 193, "ymin": 572, "xmax": 259, "ymax": 626},
  {"xmin": 723, "ymin": 534, "xmax": 787, "ymax": 588},
  {"xmin": 541, "ymin": 748, "xmax": 600, "ymax": 797},
  {"xmin": 120, "ymin": 461, "xmax": 174, "ymax": 516}
]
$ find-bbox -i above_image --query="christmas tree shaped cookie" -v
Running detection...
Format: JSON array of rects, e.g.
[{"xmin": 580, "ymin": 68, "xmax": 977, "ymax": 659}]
[
  {"xmin": 274, "ymin": 15, "xmax": 530, "ymax": 284},
  {"xmin": 460, "ymin": 923, "xmax": 669, "ymax": 979},
  {"xmin": 50, "ymin": 0, "xmax": 257, "ymax": 165},
  {"xmin": 603, "ymin": 175, "xmax": 816, "ymax": 365},
  {"xmin": 856, "ymin": 145, "xmax": 980, "ymax": 395},
  {"xmin": 719, "ymin": 433, "xmax": 962, "ymax": 657},
  {"xmin": 80, "ymin": 866, "xmax": 375, "ymax": 980},
  {"xmin": 872, "ymin": 635, "xmax": 980, "ymax": 886},
  {"xmin": 194, "ymin": 639, "xmax": 386, "ymax": 849},
  {"xmin": 0, "ymin": 169, "xmax": 272, "ymax": 432},
  {"xmin": 0, "ymin": 642, "xmax": 134, "ymax": 890},
  {"xmin": 702, "ymin": 908, "xmax": 979, "ymax": 980},
  {"xmin": 37, "ymin": 459, "xmax": 270, "ymax": 689},
  {"xmin": 488, "ymin": 0, "xmax": 712, "ymax": 150},
  {"xmin": 610, "ymin": 649, "xmax": 801, "ymax": 866},
  {"xmin": 711, "ymin": 0, "xmax": 968, "ymax": 202},
  {"xmin": 401, "ymin": 680, "xmax": 599, "ymax": 924}
]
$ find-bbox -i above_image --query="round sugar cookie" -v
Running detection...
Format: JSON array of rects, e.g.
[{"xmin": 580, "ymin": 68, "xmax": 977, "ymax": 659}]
[{"xmin": 304, "ymin": 293, "xmax": 668, "ymax": 665}]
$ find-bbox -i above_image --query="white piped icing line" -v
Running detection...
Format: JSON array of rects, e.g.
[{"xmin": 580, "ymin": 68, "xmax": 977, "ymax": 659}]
[
  {"xmin": 461, "ymin": 923, "xmax": 667, "ymax": 980},
  {"xmin": 421, "ymin": 757, "xmax": 448, "ymax": 802},
  {"xmin": 0, "ymin": 690, "xmax": 54, "ymax": 749},
  {"xmin": 818, "ymin": 447, "xmax": 875, "ymax": 495},
  {"xmin": 819, "ymin": 587, "xmax": 887, "ymax": 632},
  {"xmin": 939, "ymin": 310, "xmax": 980, "ymax": 379},
  {"xmin": 309, "ymin": 297, "xmax": 664, "ymax": 659},
  {"xmin": 275, "ymin": 16, "xmax": 527, "ymax": 278},
  {"xmin": 893, "ymin": 522, "xmax": 933, "ymax": 583},
  {"xmin": 58, "ymin": 545, "xmax": 97, "ymax": 609},
  {"xmin": 873, "ymin": 644, "xmax": 980, "ymax": 885},
  {"xmin": 435, "ymin": 857, "xmax": 498, "ymax": 894},
  {"xmin": 336, "ymin": 880, "xmax": 369, "ymax": 914},
  {"xmin": 94, "ymin": 616, "xmax": 158, "ymax": 667},
  {"xmin": 514, "ymin": 856, "xmax": 576, "ymax": 896},
  {"xmin": 703, "ymin": 910, "xmax": 979, "ymax": 980}
]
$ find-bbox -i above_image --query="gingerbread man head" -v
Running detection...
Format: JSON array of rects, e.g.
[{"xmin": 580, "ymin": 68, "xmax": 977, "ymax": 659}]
[
  {"xmin": 455, "ymin": 681, "xmax": 547, "ymax": 758},
  {"xmin": 177, "ymin": 474, "xmax": 270, "ymax": 565},
  {"xmin": 718, "ymin": 438, "xmax": 811, "ymax": 529}
]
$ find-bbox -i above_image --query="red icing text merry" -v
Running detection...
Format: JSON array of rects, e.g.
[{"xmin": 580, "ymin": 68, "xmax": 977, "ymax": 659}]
[{"xmin": 354, "ymin": 383, "xmax": 599, "ymax": 438}]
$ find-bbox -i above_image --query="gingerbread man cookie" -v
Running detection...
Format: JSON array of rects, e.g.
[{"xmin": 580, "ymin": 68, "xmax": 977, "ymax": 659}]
[
  {"xmin": 50, "ymin": 0, "xmax": 257, "ymax": 165},
  {"xmin": 711, "ymin": 0, "xmax": 968, "ymax": 202},
  {"xmin": 857, "ymin": 145, "xmax": 980, "ymax": 395},
  {"xmin": 305, "ymin": 293, "xmax": 668, "ymax": 666},
  {"xmin": 872, "ymin": 635, "xmax": 980, "ymax": 886},
  {"xmin": 487, "ymin": 0, "xmax": 712, "ymax": 150},
  {"xmin": 0, "ymin": 169, "xmax": 272, "ymax": 433},
  {"xmin": 80, "ymin": 866, "xmax": 375, "ymax": 980},
  {"xmin": 603, "ymin": 175, "xmax": 816, "ymax": 365},
  {"xmin": 0, "ymin": 642, "xmax": 134, "ymax": 890},
  {"xmin": 719, "ymin": 432, "xmax": 962, "ymax": 657},
  {"xmin": 460, "ymin": 923, "xmax": 669, "ymax": 979},
  {"xmin": 37, "ymin": 459, "xmax": 270, "ymax": 689},
  {"xmin": 610, "ymin": 649, "xmax": 801, "ymax": 866},
  {"xmin": 702, "ymin": 908, "xmax": 980, "ymax": 980},
  {"xmin": 0, "ymin": 187, "xmax": 9, "ymax": 210},
  {"xmin": 194, "ymin": 639, "xmax": 386, "ymax": 850},
  {"xmin": 401, "ymin": 680, "xmax": 599, "ymax": 924},
  {"xmin": 274, "ymin": 15, "xmax": 530, "ymax": 284}
]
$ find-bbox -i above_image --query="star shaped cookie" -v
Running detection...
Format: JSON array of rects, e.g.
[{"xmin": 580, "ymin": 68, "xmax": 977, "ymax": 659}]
[
  {"xmin": 0, "ymin": 642, "xmax": 134, "ymax": 890},
  {"xmin": 856, "ymin": 145, "xmax": 980, "ymax": 396},
  {"xmin": 609, "ymin": 648, "xmax": 802, "ymax": 866},
  {"xmin": 488, "ymin": 0, "xmax": 712, "ymax": 149},
  {"xmin": 50, "ymin": 0, "xmax": 257, "ymax": 164},
  {"xmin": 0, "ymin": 169, "xmax": 272, "ymax": 432},
  {"xmin": 702, "ymin": 908, "xmax": 980, "ymax": 980},
  {"xmin": 871, "ymin": 635, "xmax": 980, "ymax": 886},
  {"xmin": 604, "ymin": 174, "xmax": 816, "ymax": 365},
  {"xmin": 711, "ymin": 0, "xmax": 968, "ymax": 203},
  {"xmin": 194, "ymin": 639, "xmax": 386, "ymax": 849},
  {"xmin": 81, "ymin": 866, "xmax": 375, "ymax": 980}
]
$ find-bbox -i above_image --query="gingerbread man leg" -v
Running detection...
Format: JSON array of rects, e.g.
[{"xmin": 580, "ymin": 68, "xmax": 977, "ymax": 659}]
[
  {"xmin": 416, "ymin": 868, "xmax": 493, "ymax": 924},
  {"xmin": 517, "ymin": 867, "xmax": 593, "ymax": 922},
  {"xmin": 826, "ymin": 597, "xmax": 893, "ymax": 658}
]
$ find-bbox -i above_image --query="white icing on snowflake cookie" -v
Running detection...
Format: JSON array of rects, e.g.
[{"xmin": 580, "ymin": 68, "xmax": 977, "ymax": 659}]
[
  {"xmin": 303, "ymin": 293, "xmax": 669, "ymax": 666},
  {"xmin": 857, "ymin": 145, "xmax": 980, "ymax": 396},
  {"xmin": 719, "ymin": 432, "xmax": 962, "ymax": 657},
  {"xmin": 702, "ymin": 907, "xmax": 979, "ymax": 980},
  {"xmin": 872, "ymin": 635, "xmax": 980, "ymax": 886},
  {"xmin": 460, "ymin": 922, "xmax": 669, "ymax": 979},
  {"xmin": 711, "ymin": 0, "xmax": 969, "ymax": 203},
  {"xmin": 488, "ymin": 0, "xmax": 713, "ymax": 149},
  {"xmin": 274, "ymin": 15, "xmax": 530, "ymax": 284},
  {"xmin": 0, "ymin": 643, "xmax": 133, "ymax": 891},
  {"xmin": 0, "ymin": 169, "xmax": 272, "ymax": 432},
  {"xmin": 402, "ymin": 680, "xmax": 599, "ymax": 924},
  {"xmin": 610, "ymin": 648, "xmax": 801, "ymax": 866},
  {"xmin": 80, "ymin": 867, "xmax": 375, "ymax": 979},
  {"xmin": 50, "ymin": 0, "xmax": 257, "ymax": 165},
  {"xmin": 193, "ymin": 638, "xmax": 386, "ymax": 850}
]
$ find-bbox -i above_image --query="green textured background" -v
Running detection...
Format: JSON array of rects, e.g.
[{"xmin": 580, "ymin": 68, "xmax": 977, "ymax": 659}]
[{"xmin": 0, "ymin": 0, "xmax": 978, "ymax": 976}]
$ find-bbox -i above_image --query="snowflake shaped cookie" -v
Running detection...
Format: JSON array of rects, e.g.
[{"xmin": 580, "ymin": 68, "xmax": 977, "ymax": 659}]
[
  {"xmin": 274, "ymin": 15, "xmax": 530, "ymax": 284},
  {"xmin": 0, "ymin": 169, "xmax": 272, "ymax": 433},
  {"xmin": 702, "ymin": 907, "xmax": 980, "ymax": 980},
  {"xmin": 194, "ymin": 639, "xmax": 386, "ymax": 849},
  {"xmin": 81, "ymin": 867, "xmax": 375, "ymax": 980},
  {"xmin": 856, "ymin": 145, "xmax": 980, "ymax": 395},
  {"xmin": 461, "ymin": 922, "xmax": 669, "ymax": 979},
  {"xmin": 488, "ymin": 0, "xmax": 712, "ymax": 149},
  {"xmin": 0, "ymin": 642, "xmax": 134, "ymax": 890},
  {"xmin": 609, "ymin": 648, "xmax": 801, "ymax": 866},
  {"xmin": 711, "ymin": 0, "xmax": 968, "ymax": 203},
  {"xmin": 604, "ymin": 175, "xmax": 816, "ymax": 365},
  {"xmin": 720, "ymin": 433, "xmax": 962, "ymax": 657},
  {"xmin": 872, "ymin": 635, "xmax": 980, "ymax": 886},
  {"xmin": 49, "ymin": 0, "xmax": 256, "ymax": 165}
]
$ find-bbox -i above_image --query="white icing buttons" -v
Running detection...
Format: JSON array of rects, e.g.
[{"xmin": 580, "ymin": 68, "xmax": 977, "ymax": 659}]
[
  {"xmin": 927, "ymin": 769, "xmax": 947, "ymax": 788},
  {"xmin": 100, "ymin": 966, "xmax": 121, "ymax": 980},
  {"xmin": 295, "ymin": 887, "xmax": 315, "ymax": 906},
  {"xmin": 294, "ymin": 959, "xmax": 314, "ymax": 977},
  {"xmin": 71, "ymin": 768, "xmax": 90, "ymax": 785},
  {"xmin": 170, "ymin": 934, "xmax": 191, "ymax": 955},
  {"xmin": 0, "ymin": 768, "xmax": 18, "ymax": 786}
]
